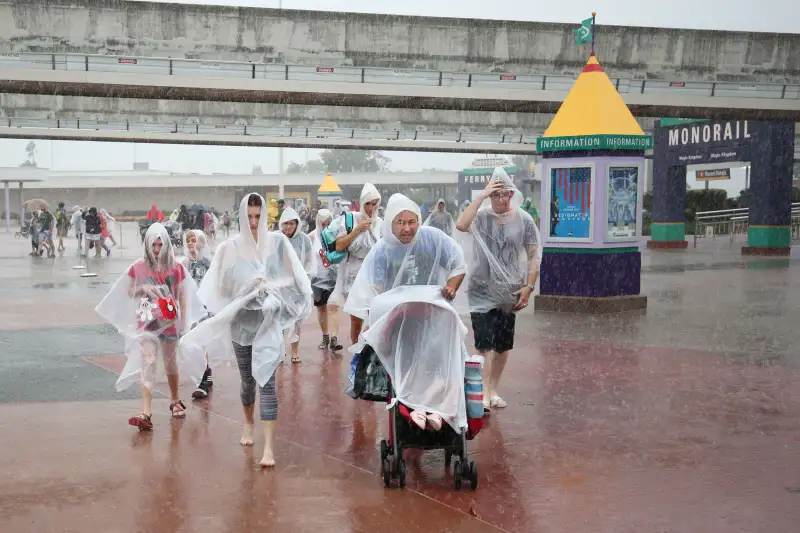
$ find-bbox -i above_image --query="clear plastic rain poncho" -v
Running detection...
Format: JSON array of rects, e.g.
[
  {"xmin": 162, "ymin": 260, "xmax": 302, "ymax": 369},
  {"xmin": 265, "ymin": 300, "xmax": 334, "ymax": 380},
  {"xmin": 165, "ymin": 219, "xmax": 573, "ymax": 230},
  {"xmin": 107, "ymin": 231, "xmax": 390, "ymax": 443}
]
[
  {"xmin": 344, "ymin": 193, "xmax": 467, "ymax": 321},
  {"xmin": 310, "ymin": 209, "xmax": 337, "ymax": 291},
  {"xmin": 95, "ymin": 223, "xmax": 207, "ymax": 391},
  {"xmin": 346, "ymin": 194, "xmax": 468, "ymax": 431},
  {"xmin": 423, "ymin": 198, "xmax": 455, "ymax": 236},
  {"xmin": 277, "ymin": 207, "xmax": 316, "ymax": 278},
  {"xmin": 177, "ymin": 229, "xmax": 212, "ymax": 285},
  {"xmin": 68, "ymin": 206, "xmax": 84, "ymax": 237},
  {"xmin": 178, "ymin": 193, "xmax": 312, "ymax": 387},
  {"xmin": 358, "ymin": 285, "xmax": 469, "ymax": 432},
  {"xmin": 329, "ymin": 183, "xmax": 383, "ymax": 307},
  {"xmin": 464, "ymin": 168, "xmax": 542, "ymax": 313}
]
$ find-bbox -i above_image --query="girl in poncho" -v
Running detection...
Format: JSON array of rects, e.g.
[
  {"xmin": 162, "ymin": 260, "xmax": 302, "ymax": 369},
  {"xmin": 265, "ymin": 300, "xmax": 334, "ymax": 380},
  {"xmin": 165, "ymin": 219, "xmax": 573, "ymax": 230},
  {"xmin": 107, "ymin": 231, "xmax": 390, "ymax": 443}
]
[
  {"xmin": 96, "ymin": 223, "xmax": 206, "ymax": 431},
  {"xmin": 275, "ymin": 207, "xmax": 316, "ymax": 363},
  {"xmin": 178, "ymin": 229, "xmax": 215, "ymax": 399}
]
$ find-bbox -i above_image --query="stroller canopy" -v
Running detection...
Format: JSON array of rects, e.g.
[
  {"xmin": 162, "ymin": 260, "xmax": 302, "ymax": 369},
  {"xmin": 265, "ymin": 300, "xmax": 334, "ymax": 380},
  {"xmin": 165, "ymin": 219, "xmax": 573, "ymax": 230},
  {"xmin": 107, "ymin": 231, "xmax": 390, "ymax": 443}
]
[{"xmin": 361, "ymin": 285, "xmax": 468, "ymax": 432}]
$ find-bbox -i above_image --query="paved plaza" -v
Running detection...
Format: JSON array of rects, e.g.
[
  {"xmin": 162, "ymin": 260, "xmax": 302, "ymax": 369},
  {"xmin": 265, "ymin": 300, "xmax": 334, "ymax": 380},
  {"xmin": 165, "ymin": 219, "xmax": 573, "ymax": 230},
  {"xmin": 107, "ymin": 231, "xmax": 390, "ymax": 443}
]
[{"xmin": 2, "ymin": 224, "xmax": 800, "ymax": 533}]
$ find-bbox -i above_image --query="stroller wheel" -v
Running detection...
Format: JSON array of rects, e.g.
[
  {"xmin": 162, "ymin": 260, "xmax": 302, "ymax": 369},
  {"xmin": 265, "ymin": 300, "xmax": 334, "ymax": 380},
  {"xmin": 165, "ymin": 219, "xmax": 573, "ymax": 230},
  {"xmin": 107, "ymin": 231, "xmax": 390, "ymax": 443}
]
[
  {"xmin": 397, "ymin": 459, "xmax": 406, "ymax": 488},
  {"xmin": 382, "ymin": 458, "xmax": 391, "ymax": 488},
  {"xmin": 453, "ymin": 460, "xmax": 463, "ymax": 490},
  {"xmin": 468, "ymin": 461, "xmax": 478, "ymax": 490},
  {"xmin": 380, "ymin": 440, "xmax": 389, "ymax": 461}
]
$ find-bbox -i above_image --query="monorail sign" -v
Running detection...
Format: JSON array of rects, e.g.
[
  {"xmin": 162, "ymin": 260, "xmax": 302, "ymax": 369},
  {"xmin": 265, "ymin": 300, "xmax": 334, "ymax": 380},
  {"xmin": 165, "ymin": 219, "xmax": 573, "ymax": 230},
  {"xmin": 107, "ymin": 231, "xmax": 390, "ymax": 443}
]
[
  {"xmin": 656, "ymin": 119, "xmax": 766, "ymax": 166},
  {"xmin": 667, "ymin": 120, "xmax": 751, "ymax": 148}
]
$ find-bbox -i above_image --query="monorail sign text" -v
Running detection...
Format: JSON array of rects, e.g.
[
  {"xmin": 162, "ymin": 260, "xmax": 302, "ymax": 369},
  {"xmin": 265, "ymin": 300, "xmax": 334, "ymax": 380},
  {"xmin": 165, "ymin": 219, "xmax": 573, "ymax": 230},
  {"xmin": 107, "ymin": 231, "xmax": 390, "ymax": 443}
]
[
  {"xmin": 655, "ymin": 119, "xmax": 769, "ymax": 167},
  {"xmin": 667, "ymin": 120, "xmax": 752, "ymax": 148}
]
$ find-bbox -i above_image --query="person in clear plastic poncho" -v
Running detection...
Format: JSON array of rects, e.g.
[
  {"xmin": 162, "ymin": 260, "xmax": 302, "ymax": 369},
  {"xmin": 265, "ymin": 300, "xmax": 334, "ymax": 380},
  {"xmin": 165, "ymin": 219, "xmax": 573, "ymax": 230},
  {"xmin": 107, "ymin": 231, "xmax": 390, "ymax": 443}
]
[
  {"xmin": 330, "ymin": 183, "xmax": 383, "ymax": 345},
  {"xmin": 456, "ymin": 168, "xmax": 542, "ymax": 414},
  {"xmin": 178, "ymin": 193, "xmax": 312, "ymax": 468},
  {"xmin": 276, "ymin": 206, "xmax": 316, "ymax": 363},
  {"xmin": 309, "ymin": 208, "xmax": 344, "ymax": 352},
  {"xmin": 345, "ymin": 193, "xmax": 468, "ymax": 431},
  {"xmin": 177, "ymin": 229, "xmax": 215, "ymax": 399},
  {"xmin": 423, "ymin": 198, "xmax": 455, "ymax": 236},
  {"xmin": 96, "ymin": 223, "xmax": 207, "ymax": 431}
]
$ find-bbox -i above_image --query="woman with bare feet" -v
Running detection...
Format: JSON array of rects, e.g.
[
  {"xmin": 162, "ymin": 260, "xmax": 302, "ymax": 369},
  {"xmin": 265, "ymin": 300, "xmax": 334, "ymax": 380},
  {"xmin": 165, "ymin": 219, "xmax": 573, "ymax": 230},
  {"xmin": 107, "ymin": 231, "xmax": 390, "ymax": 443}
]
[
  {"xmin": 179, "ymin": 193, "xmax": 312, "ymax": 467},
  {"xmin": 96, "ymin": 223, "xmax": 207, "ymax": 431}
]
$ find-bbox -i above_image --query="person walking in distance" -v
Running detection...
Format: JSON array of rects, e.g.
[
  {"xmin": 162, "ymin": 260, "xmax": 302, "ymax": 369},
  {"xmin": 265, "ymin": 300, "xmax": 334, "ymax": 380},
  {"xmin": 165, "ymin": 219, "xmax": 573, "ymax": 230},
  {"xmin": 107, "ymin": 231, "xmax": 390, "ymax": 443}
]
[
  {"xmin": 309, "ymin": 209, "xmax": 343, "ymax": 353},
  {"xmin": 54, "ymin": 202, "xmax": 70, "ymax": 253},
  {"xmin": 456, "ymin": 168, "xmax": 541, "ymax": 414}
]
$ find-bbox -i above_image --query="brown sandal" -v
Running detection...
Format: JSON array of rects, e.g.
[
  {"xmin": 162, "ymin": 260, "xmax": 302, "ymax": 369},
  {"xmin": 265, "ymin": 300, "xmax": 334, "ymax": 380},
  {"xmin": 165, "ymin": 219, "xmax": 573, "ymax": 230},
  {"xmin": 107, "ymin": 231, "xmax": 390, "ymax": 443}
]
[{"xmin": 170, "ymin": 400, "xmax": 186, "ymax": 418}]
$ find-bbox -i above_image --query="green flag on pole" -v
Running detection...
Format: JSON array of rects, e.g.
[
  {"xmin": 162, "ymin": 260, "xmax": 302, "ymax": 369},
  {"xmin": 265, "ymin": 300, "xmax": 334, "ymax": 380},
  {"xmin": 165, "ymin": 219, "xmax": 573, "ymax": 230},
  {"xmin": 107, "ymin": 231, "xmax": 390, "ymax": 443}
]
[{"xmin": 573, "ymin": 17, "xmax": 593, "ymax": 44}]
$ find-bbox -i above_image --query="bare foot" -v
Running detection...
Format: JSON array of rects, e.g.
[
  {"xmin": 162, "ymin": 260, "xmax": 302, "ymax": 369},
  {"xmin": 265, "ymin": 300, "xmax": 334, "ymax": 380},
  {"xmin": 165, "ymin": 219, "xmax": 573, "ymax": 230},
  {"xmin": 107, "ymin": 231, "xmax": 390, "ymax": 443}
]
[
  {"xmin": 240, "ymin": 423, "xmax": 254, "ymax": 446},
  {"xmin": 259, "ymin": 448, "xmax": 276, "ymax": 468}
]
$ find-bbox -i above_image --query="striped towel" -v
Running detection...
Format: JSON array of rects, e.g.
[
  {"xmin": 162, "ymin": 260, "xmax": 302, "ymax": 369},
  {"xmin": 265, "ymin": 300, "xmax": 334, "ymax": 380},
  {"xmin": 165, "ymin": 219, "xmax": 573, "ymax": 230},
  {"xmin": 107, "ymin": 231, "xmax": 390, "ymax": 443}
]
[{"xmin": 465, "ymin": 354, "xmax": 485, "ymax": 420}]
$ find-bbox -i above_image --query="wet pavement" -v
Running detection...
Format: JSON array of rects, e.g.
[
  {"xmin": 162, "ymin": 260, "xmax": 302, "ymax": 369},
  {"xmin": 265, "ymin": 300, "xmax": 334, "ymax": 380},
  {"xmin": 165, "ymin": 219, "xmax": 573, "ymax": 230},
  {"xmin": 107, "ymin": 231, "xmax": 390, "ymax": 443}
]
[{"xmin": 2, "ymin": 224, "xmax": 800, "ymax": 532}]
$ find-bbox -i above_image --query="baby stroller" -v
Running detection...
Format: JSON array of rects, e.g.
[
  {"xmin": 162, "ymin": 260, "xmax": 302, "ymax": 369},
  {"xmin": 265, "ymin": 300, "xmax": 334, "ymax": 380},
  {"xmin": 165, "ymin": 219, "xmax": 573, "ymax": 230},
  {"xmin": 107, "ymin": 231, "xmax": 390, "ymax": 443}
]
[{"xmin": 349, "ymin": 288, "xmax": 483, "ymax": 490}]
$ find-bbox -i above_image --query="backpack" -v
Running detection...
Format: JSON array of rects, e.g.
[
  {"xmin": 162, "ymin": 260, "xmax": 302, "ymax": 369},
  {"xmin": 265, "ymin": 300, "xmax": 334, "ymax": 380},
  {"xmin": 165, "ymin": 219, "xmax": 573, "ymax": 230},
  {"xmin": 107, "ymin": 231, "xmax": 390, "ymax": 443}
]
[{"xmin": 320, "ymin": 211, "xmax": 354, "ymax": 265}]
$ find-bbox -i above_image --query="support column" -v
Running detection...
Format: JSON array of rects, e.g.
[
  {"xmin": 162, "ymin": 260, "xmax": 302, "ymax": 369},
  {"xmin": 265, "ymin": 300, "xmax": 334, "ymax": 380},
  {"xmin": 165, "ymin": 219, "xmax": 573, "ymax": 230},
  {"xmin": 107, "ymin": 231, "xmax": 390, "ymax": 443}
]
[
  {"xmin": 647, "ymin": 165, "xmax": 687, "ymax": 249},
  {"xmin": 4, "ymin": 181, "xmax": 10, "ymax": 231},
  {"xmin": 742, "ymin": 121, "xmax": 794, "ymax": 256},
  {"xmin": 19, "ymin": 181, "xmax": 24, "ymax": 228}
]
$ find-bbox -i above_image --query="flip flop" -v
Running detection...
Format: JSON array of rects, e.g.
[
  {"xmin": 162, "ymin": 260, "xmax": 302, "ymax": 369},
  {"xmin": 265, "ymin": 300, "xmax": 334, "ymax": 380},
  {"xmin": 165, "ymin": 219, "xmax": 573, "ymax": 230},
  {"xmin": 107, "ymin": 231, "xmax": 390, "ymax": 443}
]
[{"xmin": 291, "ymin": 356, "xmax": 301, "ymax": 364}]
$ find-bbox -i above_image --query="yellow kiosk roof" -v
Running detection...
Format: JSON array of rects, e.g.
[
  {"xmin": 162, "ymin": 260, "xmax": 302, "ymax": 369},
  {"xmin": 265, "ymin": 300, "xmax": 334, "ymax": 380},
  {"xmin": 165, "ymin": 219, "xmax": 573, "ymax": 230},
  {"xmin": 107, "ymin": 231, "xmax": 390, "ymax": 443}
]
[
  {"xmin": 318, "ymin": 173, "xmax": 342, "ymax": 194},
  {"xmin": 537, "ymin": 54, "xmax": 652, "ymax": 152}
]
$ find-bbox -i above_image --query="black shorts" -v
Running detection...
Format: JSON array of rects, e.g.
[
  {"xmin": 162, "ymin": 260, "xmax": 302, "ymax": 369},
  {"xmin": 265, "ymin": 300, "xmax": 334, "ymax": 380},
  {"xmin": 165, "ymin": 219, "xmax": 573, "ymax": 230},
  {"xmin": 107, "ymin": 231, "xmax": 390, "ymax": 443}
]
[
  {"xmin": 470, "ymin": 308, "xmax": 517, "ymax": 353},
  {"xmin": 312, "ymin": 287, "xmax": 332, "ymax": 307}
]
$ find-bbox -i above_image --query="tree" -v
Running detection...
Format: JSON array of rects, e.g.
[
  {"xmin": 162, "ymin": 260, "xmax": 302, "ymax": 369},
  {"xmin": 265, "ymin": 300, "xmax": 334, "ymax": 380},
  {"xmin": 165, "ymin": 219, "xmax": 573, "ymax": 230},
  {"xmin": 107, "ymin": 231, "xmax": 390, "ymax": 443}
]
[
  {"xmin": 320, "ymin": 150, "xmax": 390, "ymax": 172},
  {"xmin": 287, "ymin": 150, "xmax": 390, "ymax": 174},
  {"xmin": 287, "ymin": 159, "xmax": 326, "ymax": 174}
]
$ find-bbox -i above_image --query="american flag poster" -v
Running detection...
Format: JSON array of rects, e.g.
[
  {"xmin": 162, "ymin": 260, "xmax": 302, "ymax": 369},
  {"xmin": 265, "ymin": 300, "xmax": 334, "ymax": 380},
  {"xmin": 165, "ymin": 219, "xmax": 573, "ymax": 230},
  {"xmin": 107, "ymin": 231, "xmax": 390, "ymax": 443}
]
[{"xmin": 549, "ymin": 166, "xmax": 593, "ymax": 239}]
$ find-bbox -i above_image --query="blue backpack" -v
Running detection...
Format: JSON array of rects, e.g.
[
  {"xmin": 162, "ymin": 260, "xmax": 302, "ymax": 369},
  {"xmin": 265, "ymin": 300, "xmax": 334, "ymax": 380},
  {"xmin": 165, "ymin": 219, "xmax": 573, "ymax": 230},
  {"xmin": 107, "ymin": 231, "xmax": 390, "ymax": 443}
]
[{"xmin": 320, "ymin": 211, "xmax": 354, "ymax": 265}]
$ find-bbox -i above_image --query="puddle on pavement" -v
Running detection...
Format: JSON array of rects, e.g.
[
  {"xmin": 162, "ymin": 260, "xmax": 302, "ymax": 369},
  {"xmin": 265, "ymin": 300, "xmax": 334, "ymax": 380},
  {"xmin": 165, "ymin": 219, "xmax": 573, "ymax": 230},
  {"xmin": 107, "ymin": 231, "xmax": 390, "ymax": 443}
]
[{"xmin": 32, "ymin": 281, "xmax": 109, "ymax": 290}]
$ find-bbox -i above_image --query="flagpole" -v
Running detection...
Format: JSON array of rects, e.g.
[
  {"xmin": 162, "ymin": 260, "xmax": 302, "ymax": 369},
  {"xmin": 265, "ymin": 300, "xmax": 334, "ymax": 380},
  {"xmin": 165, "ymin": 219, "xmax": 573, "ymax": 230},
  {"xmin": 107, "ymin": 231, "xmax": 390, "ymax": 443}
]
[{"xmin": 591, "ymin": 12, "xmax": 597, "ymax": 55}]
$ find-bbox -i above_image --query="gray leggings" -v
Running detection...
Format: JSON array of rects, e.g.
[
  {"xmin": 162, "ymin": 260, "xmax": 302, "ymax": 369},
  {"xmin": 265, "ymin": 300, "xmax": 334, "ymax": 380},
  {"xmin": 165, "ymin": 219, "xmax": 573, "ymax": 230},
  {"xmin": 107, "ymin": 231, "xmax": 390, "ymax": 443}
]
[{"xmin": 233, "ymin": 342, "xmax": 278, "ymax": 421}]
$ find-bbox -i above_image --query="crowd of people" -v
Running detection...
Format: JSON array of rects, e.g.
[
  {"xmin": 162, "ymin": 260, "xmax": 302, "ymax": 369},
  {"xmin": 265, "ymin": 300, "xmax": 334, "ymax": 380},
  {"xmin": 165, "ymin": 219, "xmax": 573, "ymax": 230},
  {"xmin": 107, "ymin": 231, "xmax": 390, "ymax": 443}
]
[
  {"xmin": 25, "ymin": 202, "xmax": 118, "ymax": 258},
  {"xmin": 94, "ymin": 167, "xmax": 541, "ymax": 469}
]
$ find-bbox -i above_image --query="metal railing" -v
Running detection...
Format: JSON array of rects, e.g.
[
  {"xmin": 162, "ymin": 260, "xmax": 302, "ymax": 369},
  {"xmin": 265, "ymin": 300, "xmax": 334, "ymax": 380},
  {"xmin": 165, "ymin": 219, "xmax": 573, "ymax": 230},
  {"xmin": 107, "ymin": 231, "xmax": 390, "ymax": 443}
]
[
  {"xmin": 694, "ymin": 202, "xmax": 800, "ymax": 247},
  {"xmin": 0, "ymin": 116, "xmax": 543, "ymax": 146},
  {"xmin": 1, "ymin": 52, "xmax": 798, "ymax": 100}
]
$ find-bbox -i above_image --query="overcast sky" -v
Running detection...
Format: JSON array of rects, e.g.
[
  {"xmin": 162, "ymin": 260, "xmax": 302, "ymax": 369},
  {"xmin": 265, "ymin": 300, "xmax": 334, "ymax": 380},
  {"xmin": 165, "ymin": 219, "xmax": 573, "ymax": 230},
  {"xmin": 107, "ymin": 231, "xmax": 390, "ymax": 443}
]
[{"xmin": 0, "ymin": 0, "xmax": 796, "ymax": 196}]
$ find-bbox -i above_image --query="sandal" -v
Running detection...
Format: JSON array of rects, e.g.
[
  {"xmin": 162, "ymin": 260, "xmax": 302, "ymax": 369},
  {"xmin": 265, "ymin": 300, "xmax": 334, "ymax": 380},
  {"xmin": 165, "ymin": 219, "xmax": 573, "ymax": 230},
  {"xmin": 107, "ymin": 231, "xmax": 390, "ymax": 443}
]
[
  {"xmin": 128, "ymin": 413, "xmax": 153, "ymax": 431},
  {"xmin": 291, "ymin": 355, "xmax": 301, "ymax": 364},
  {"xmin": 169, "ymin": 400, "xmax": 187, "ymax": 418},
  {"xmin": 490, "ymin": 396, "xmax": 508, "ymax": 409}
]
